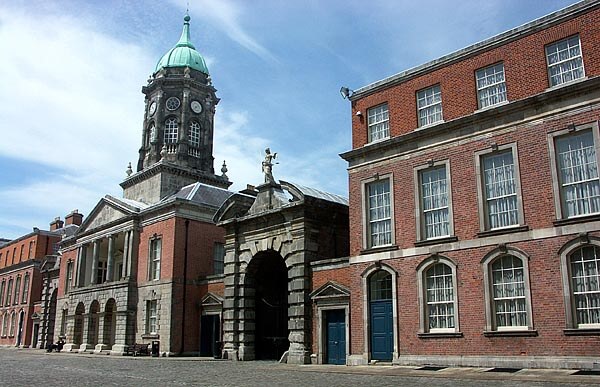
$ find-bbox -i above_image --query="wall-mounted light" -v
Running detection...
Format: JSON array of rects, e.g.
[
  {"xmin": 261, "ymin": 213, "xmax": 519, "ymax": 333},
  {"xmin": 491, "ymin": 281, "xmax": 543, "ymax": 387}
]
[
  {"xmin": 340, "ymin": 86, "xmax": 353, "ymax": 99},
  {"xmin": 355, "ymin": 111, "xmax": 362, "ymax": 116}
]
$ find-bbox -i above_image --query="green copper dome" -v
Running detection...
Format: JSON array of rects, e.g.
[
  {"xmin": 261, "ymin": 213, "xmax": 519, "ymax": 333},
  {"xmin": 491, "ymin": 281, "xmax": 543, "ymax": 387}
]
[{"xmin": 155, "ymin": 14, "xmax": 209, "ymax": 74}]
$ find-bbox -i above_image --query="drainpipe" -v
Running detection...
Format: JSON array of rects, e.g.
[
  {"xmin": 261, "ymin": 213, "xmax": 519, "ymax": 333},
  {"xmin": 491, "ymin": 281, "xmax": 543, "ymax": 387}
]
[{"xmin": 180, "ymin": 219, "xmax": 190, "ymax": 355}]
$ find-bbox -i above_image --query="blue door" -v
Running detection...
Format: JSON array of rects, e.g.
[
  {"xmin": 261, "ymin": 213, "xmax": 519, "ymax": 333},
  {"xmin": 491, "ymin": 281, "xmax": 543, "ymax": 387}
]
[
  {"xmin": 326, "ymin": 309, "xmax": 346, "ymax": 365},
  {"xmin": 370, "ymin": 300, "xmax": 393, "ymax": 361}
]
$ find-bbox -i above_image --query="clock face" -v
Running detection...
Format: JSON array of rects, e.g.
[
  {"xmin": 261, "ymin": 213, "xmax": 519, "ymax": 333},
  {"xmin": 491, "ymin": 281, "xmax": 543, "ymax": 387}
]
[
  {"xmin": 190, "ymin": 100, "xmax": 203, "ymax": 114},
  {"xmin": 166, "ymin": 96, "xmax": 181, "ymax": 111},
  {"xmin": 148, "ymin": 101, "xmax": 157, "ymax": 117}
]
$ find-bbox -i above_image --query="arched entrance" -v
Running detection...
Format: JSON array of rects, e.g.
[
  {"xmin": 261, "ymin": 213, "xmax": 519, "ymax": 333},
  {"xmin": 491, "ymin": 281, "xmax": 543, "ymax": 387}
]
[
  {"xmin": 103, "ymin": 299, "xmax": 116, "ymax": 349},
  {"xmin": 246, "ymin": 251, "xmax": 289, "ymax": 360},
  {"xmin": 16, "ymin": 310, "xmax": 24, "ymax": 347},
  {"xmin": 74, "ymin": 303, "xmax": 85, "ymax": 346},
  {"xmin": 46, "ymin": 290, "xmax": 57, "ymax": 347},
  {"xmin": 88, "ymin": 300, "xmax": 100, "ymax": 346}
]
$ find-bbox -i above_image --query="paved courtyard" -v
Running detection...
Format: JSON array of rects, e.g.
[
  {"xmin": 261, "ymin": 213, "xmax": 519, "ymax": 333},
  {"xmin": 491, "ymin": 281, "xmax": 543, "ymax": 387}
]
[{"xmin": 1, "ymin": 348, "xmax": 599, "ymax": 386}]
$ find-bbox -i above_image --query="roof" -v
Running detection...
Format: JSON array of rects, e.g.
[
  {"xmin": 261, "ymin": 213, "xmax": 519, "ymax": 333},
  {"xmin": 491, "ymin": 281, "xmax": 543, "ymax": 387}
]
[
  {"xmin": 155, "ymin": 14, "xmax": 209, "ymax": 74},
  {"xmin": 166, "ymin": 181, "xmax": 234, "ymax": 208},
  {"xmin": 281, "ymin": 181, "xmax": 349, "ymax": 206}
]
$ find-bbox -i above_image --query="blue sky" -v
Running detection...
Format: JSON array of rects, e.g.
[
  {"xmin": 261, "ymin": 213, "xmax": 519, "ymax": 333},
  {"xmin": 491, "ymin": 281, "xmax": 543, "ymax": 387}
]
[{"xmin": 0, "ymin": 0, "xmax": 577, "ymax": 239}]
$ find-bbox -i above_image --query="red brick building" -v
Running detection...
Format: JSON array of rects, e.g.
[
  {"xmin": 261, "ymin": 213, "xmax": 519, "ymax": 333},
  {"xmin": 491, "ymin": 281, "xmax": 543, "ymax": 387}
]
[
  {"xmin": 337, "ymin": 0, "xmax": 600, "ymax": 368},
  {"xmin": 0, "ymin": 218, "xmax": 65, "ymax": 348}
]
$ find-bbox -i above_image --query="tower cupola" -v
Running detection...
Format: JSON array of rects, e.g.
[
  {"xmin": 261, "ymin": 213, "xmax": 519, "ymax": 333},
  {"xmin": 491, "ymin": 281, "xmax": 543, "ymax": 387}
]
[{"xmin": 155, "ymin": 14, "xmax": 209, "ymax": 75}]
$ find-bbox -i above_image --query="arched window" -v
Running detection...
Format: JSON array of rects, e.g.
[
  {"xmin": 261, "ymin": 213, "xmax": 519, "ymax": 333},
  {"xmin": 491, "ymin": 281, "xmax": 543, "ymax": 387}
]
[
  {"xmin": 0, "ymin": 313, "xmax": 5, "ymax": 336},
  {"xmin": 189, "ymin": 121, "xmax": 201, "ymax": 148},
  {"xmin": 164, "ymin": 118, "xmax": 178, "ymax": 144},
  {"xmin": 369, "ymin": 270, "xmax": 392, "ymax": 301},
  {"xmin": 0, "ymin": 281, "xmax": 5, "ymax": 307},
  {"xmin": 13, "ymin": 276, "xmax": 21, "ymax": 305},
  {"xmin": 416, "ymin": 256, "xmax": 459, "ymax": 335},
  {"xmin": 147, "ymin": 123, "xmax": 156, "ymax": 146},
  {"xmin": 482, "ymin": 248, "xmax": 533, "ymax": 333},
  {"xmin": 5, "ymin": 278, "xmax": 13, "ymax": 306},
  {"xmin": 565, "ymin": 245, "xmax": 600, "ymax": 327},
  {"xmin": 363, "ymin": 265, "xmax": 396, "ymax": 362},
  {"xmin": 21, "ymin": 274, "xmax": 30, "ymax": 303},
  {"xmin": 8, "ymin": 311, "xmax": 15, "ymax": 337}
]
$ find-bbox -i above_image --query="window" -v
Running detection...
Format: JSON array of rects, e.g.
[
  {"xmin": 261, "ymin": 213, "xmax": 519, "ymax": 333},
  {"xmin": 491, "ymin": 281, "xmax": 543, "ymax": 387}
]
[
  {"xmin": 149, "ymin": 123, "xmax": 156, "ymax": 143},
  {"xmin": 415, "ymin": 162, "xmax": 453, "ymax": 241},
  {"xmin": 417, "ymin": 85, "xmax": 442, "ymax": 127},
  {"xmin": 5, "ymin": 279, "xmax": 12, "ymax": 306},
  {"xmin": 19, "ymin": 245, "xmax": 24, "ymax": 261},
  {"xmin": 367, "ymin": 104, "xmax": 389, "ymax": 143},
  {"xmin": 549, "ymin": 125, "xmax": 600, "ymax": 220},
  {"xmin": 482, "ymin": 248, "xmax": 533, "ymax": 333},
  {"xmin": 12, "ymin": 248, "xmax": 16, "ymax": 264},
  {"xmin": 189, "ymin": 121, "xmax": 201, "ymax": 148},
  {"xmin": 66, "ymin": 261, "xmax": 73, "ymax": 293},
  {"xmin": 369, "ymin": 270, "xmax": 392, "ymax": 301},
  {"xmin": 21, "ymin": 275, "xmax": 29, "ymax": 304},
  {"xmin": 96, "ymin": 261, "xmax": 107, "ymax": 284},
  {"xmin": 149, "ymin": 238, "xmax": 162, "ymax": 281},
  {"xmin": 28, "ymin": 241, "xmax": 34, "ymax": 259},
  {"xmin": 146, "ymin": 300, "xmax": 158, "ymax": 334},
  {"xmin": 60, "ymin": 309, "xmax": 67, "ymax": 336},
  {"xmin": 546, "ymin": 35, "xmax": 584, "ymax": 87},
  {"xmin": 476, "ymin": 145, "xmax": 524, "ymax": 231},
  {"xmin": 164, "ymin": 117, "xmax": 178, "ymax": 144},
  {"xmin": 476, "ymin": 63, "xmax": 507, "ymax": 109},
  {"xmin": 417, "ymin": 257, "xmax": 459, "ymax": 334},
  {"xmin": 1, "ymin": 313, "xmax": 7, "ymax": 337},
  {"xmin": 0, "ymin": 281, "xmax": 4, "ymax": 307},
  {"xmin": 13, "ymin": 276, "xmax": 21, "ymax": 305},
  {"xmin": 8, "ymin": 312, "xmax": 15, "ymax": 337},
  {"xmin": 364, "ymin": 178, "xmax": 393, "ymax": 248},
  {"xmin": 213, "ymin": 243, "xmax": 225, "ymax": 275},
  {"xmin": 568, "ymin": 245, "xmax": 600, "ymax": 327}
]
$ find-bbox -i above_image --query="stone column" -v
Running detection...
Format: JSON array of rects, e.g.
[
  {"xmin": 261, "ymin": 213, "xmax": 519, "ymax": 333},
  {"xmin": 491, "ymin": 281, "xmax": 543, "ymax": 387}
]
[
  {"xmin": 222, "ymin": 247, "xmax": 243, "ymax": 361},
  {"xmin": 94, "ymin": 312, "xmax": 108, "ymax": 353},
  {"xmin": 122, "ymin": 231, "xmax": 130, "ymax": 279},
  {"xmin": 78, "ymin": 314, "xmax": 91, "ymax": 353},
  {"xmin": 106, "ymin": 235, "xmax": 115, "ymax": 282},
  {"xmin": 109, "ymin": 311, "xmax": 129, "ymax": 355},
  {"xmin": 127, "ymin": 230, "xmax": 137, "ymax": 278},
  {"xmin": 76, "ymin": 245, "xmax": 88, "ymax": 287},
  {"xmin": 62, "ymin": 314, "xmax": 77, "ymax": 352},
  {"xmin": 90, "ymin": 240, "xmax": 100, "ymax": 285},
  {"xmin": 286, "ymin": 252, "xmax": 311, "ymax": 365}
]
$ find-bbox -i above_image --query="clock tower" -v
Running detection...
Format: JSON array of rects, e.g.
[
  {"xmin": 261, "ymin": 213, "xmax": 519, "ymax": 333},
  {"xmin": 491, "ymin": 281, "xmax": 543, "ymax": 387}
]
[{"xmin": 121, "ymin": 14, "xmax": 231, "ymax": 204}]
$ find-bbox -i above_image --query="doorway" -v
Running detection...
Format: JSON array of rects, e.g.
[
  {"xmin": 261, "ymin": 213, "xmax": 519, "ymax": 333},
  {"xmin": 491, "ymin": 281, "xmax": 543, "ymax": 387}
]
[
  {"xmin": 200, "ymin": 314, "xmax": 220, "ymax": 357},
  {"xmin": 369, "ymin": 270, "xmax": 393, "ymax": 361},
  {"xmin": 325, "ymin": 309, "xmax": 346, "ymax": 365}
]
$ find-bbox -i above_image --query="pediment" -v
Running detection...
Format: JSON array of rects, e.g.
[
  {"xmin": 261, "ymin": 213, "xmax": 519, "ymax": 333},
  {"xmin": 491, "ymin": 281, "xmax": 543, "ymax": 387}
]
[
  {"xmin": 201, "ymin": 292, "xmax": 223, "ymax": 307},
  {"xmin": 78, "ymin": 197, "xmax": 136, "ymax": 233},
  {"xmin": 310, "ymin": 281, "xmax": 350, "ymax": 301}
]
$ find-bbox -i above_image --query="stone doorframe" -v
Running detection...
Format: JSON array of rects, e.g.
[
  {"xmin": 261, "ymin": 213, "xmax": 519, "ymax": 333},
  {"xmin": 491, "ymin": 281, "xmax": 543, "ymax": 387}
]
[
  {"xmin": 222, "ymin": 233, "xmax": 312, "ymax": 364},
  {"xmin": 310, "ymin": 281, "xmax": 350, "ymax": 365}
]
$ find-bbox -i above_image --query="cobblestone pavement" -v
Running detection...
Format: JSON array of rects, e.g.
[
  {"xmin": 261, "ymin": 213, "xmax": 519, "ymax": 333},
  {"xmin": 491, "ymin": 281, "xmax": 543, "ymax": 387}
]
[{"xmin": 1, "ymin": 348, "xmax": 599, "ymax": 387}]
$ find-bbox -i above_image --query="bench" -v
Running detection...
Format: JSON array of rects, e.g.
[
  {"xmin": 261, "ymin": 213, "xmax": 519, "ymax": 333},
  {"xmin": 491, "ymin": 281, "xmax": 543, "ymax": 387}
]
[{"xmin": 125, "ymin": 343, "xmax": 150, "ymax": 356}]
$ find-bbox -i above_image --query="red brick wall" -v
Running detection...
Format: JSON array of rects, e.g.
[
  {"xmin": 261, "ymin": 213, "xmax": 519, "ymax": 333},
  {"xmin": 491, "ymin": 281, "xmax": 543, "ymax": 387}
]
[
  {"xmin": 57, "ymin": 249, "xmax": 77, "ymax": 298},
  {"xmin": 137, "ymin": 218, "xmax": 177, "ymax": 283},
  {"xmin": 0, "ymin": 233, "xmax": 59, "ymax": 269},
  {"xmin": 351, "ymin": 8, "xmax": 600, "ymax": 148},
  {"xmin": 348, "ymin": 108, "xmax": 600, "ymax": 255}
]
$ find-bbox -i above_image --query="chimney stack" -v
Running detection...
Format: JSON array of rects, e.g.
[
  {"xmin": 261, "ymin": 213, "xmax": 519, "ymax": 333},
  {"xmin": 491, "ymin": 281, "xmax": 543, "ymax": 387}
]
[
  {"xmin": 65, "ymin": 209, "xmax": 83, "ymax": 226},
  {"xmin": 50, "ymin": 217, "xmax": 64, "ymax": 231}
]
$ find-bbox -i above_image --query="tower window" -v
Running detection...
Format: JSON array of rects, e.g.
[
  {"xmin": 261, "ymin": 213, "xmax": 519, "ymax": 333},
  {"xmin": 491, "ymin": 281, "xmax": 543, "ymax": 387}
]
[
  {"xmin": 189, "ymin": 121, "xmax": 201, "ymax": 148},
  {"xmin": 164, "ymin": 118, "xmax": 178, "ymax": 144}
]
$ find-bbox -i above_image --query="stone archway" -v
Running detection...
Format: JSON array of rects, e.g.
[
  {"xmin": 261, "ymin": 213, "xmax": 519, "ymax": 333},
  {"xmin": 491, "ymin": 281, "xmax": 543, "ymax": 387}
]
[
  {"xmin": 88, "ymin": 300, "xmax": 100, "ymax": 346},
  {"xmin": 102, "ymin": 298, "xmax": 116, "ymax": 350},
  {"xmin": 245, "ymin": 251, "xmax": 289, "ymax": 360},
  {"xmin": 73, "ymin": 303, "xmax": 85, "ymax": 346}
]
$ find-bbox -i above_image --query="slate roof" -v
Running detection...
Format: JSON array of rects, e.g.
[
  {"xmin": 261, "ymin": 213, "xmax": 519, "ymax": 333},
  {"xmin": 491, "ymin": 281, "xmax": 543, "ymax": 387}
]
[{"xmin": 167, "ymin": 182, "xmax": 233, "ymax": 208}]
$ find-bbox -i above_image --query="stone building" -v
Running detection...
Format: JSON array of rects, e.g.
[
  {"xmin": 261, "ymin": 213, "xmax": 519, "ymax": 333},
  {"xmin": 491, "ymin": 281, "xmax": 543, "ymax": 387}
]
[
  {"xmin": 336, "ymin": 0, "xmax": 600, "ymax": 368},
  {"xmin": 53, "ymin": 14, "xmax": 233, "ymax": 356},
  {"xmin": 0, "ymin": 215, "xmax": 75, "ymax": 348}
]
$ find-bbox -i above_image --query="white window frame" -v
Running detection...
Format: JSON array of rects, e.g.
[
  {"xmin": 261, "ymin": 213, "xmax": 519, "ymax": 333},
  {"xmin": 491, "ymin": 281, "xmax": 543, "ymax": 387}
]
[
  {"xmin": 559, "ymin": 237, "xmax": 600, "ymax": 330},
  {"xmin": 146, "ymin": 300, "xmax": 158, "ymax": 334},
  {"xmin": 416, "ymin": 256, "xmax": 460, "ymax": 335},
  {"xmin": 482, "ymin": 247, "xmax": 534, "ymax": 333},
  {"xmin": 475, "ymin": 143, "xmax": 525, "ymax": 231},
  {"xmin": 476, "ymin": 62, "xmax": 507, "ymax": 109},
  {"xmin": 548, "ymin": 122, "xmax": 600, "ymax": 221},
  {"xmin": 545, "ymin": 34, "xmax": 585, "ymax": 88},
  {"xmin": 5, "ymin": 278, "xmax": 13, "ymax": 307},
  {"xmin": 367, "ymin": 103, "xmax": 390, "ymax": 143},
  {"xmin": 65, "ymin": 261, "xmax": 73, "ymax": 293},
  {"xmin": 164, "ymin": 117, "xmax": 178, "ymax": 144},
  {"xmin": 8, "ymin": 311, "xmax": 15, "ymax": 337},
  {"xmin": 0, "ymin": 281, "xmax": 4, "ymax": 308},
  {"xmin": 149, "ymin": 237, "xmax": 162, "ymax": 281},
  {"xmin": 417, "ymin": 84, "xmax": 443, "ymax": 127},
  {"xmin": 361, "ymin": 174, "xmax": 395, "ymax": 249},
  {"xmin": 13, "ymin": 276, "xmax": 21, "ymax": 305},
  {"xmin": 21, "ymin": 274, "xmax": 29, "ymax": 304},
  {"xmin": 1, "ymin": 313, "xmax": 7, "ymax": 337},
  {"xmin": 414, "ymin": 160, "xmax": 454, "ymax": 241},
  {"xmin": 189, "ymin": 121, "xmax": 201, "ymax": 148}
]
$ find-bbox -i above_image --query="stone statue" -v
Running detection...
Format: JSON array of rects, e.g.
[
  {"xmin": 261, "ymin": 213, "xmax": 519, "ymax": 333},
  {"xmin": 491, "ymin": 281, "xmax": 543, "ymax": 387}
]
[{"xmin": 262, "ymin": 148, "xmax": 277, "ymax": 183}]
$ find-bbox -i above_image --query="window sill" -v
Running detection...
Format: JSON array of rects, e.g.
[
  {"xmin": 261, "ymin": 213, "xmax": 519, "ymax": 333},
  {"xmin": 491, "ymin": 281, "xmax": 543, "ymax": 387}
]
[
  {"xmin": 563, "ymin": 328, "xmax": 600, "ymax": 336},
  {"xmin": 483, "ymin": 330, "xmax": 538, "ymax": 337},
  {"xmin": 474, "ymin": 100, "xmax": 509, "ymax": 113},
  {"xmin": 418, "ymin": 332, "xmax": 463, "ymax": 339},
  {"xmin": 415, "ymin": 120, "xmax": 445, "ymax": 131},
  {"xmin": 477, "ymin": 225, "xmax": 529, "ymax": 238},
  {"xmin": 553, "ymin": 213, "xmax": 600, "ymax": 227},
  {"xmin": 364, "ymin": 137, "xmax": 390, "ymax": 147},
  {"xmin": 414, "ymin": 236, "xmax": 458, "ymax": 247},
  {"xmin": 545, "ymin": 76, "xmax": 588, "ymax": 92},
  {"xmin": 141, "ymin": 334, "xmax": 160, "ymax": 340},
  {"xmin": 360, "ymin": 245, "xmax": 399, "ymax": 255}
]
